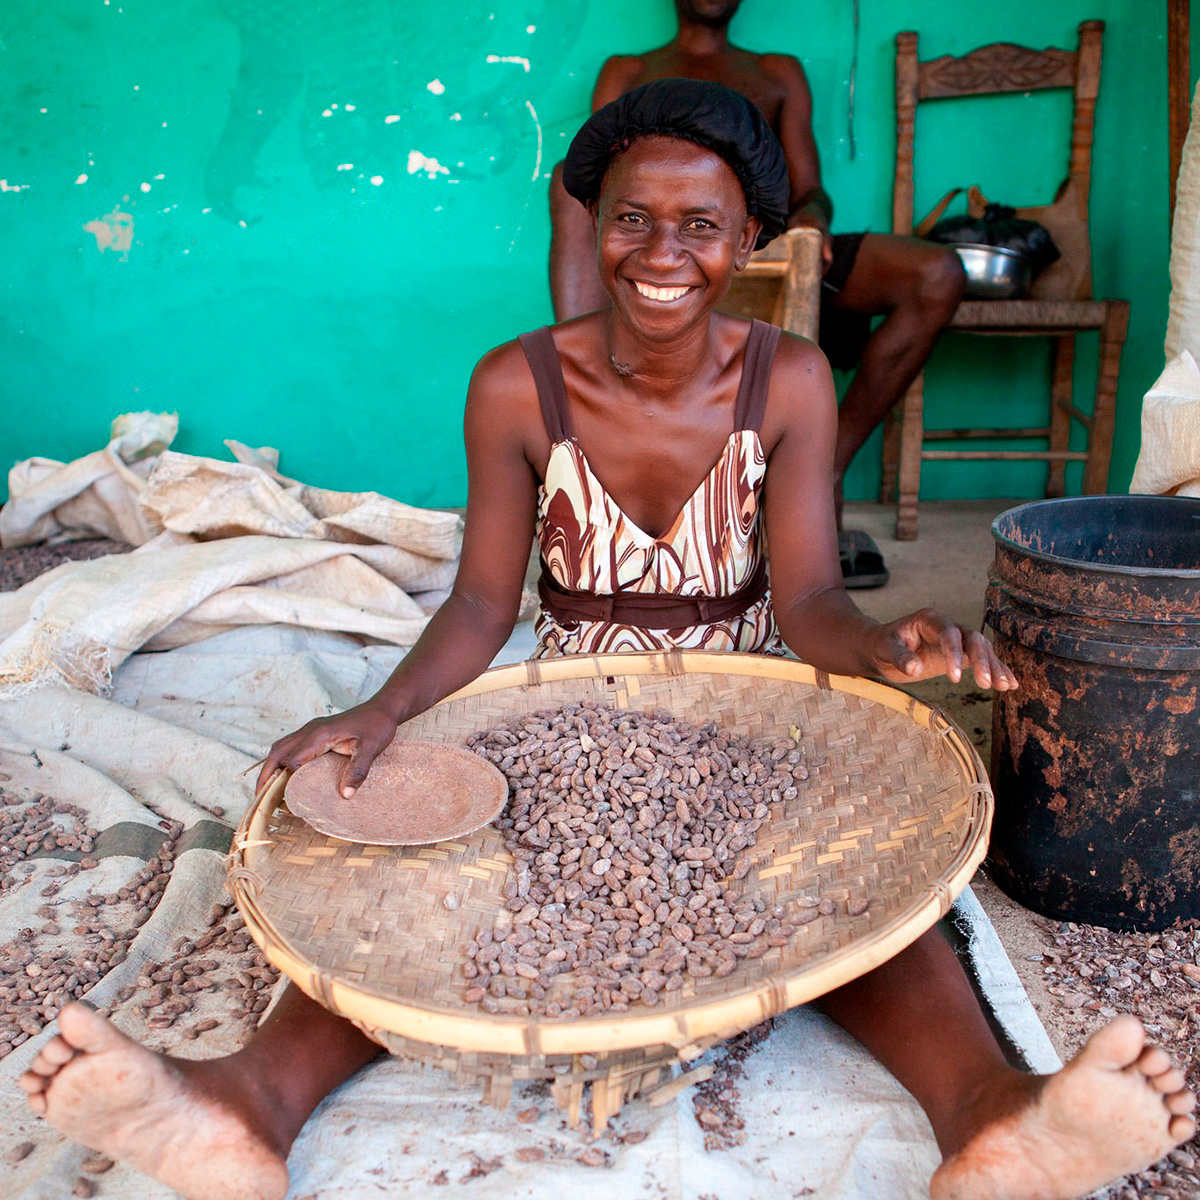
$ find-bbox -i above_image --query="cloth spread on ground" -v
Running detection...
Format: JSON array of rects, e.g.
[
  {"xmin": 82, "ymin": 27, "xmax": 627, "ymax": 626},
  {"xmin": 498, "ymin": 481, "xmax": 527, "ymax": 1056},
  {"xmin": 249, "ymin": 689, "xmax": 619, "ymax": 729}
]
[
  {"xmin": 0, "ymin": 426, "xmax": 462, "ymax": 697},
  {"xmin": 0, "ymin": 620, "xmax": 1057, "ymax": 1200}
]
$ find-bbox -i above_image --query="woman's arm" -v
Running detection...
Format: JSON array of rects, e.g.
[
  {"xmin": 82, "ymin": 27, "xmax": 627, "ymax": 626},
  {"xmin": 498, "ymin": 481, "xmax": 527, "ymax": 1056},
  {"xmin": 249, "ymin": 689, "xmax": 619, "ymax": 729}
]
[
  {"xmin": 257, "ymin": 343, "xmax": 542, "ymax": 796},
  {"xmin": 761, "ymin": 336, "xmax": 1016, "ymax": 689}
]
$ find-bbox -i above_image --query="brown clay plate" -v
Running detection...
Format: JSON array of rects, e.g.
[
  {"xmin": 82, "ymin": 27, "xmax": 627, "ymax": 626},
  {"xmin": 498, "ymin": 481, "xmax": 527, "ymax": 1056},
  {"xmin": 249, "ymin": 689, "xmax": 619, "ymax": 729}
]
[{"xmin": 283, "ymin": 741, "xmax": 509, "ymax": 845}]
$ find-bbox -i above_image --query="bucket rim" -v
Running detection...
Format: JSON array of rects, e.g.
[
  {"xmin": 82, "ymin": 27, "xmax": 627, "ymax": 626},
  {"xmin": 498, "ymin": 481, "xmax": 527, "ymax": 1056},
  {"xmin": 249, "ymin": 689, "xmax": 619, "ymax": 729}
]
[{"xmin": 991, "ymin": 496, "xmax": 1200, "ymax": 580}]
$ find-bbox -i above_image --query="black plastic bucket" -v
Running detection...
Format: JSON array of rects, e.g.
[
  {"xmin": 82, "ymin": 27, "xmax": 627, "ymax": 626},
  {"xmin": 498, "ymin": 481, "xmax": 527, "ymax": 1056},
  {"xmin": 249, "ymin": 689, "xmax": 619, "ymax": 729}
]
[{"xmin": 985, "ymin": 495, "xmax": 1200, "ymax": 930}]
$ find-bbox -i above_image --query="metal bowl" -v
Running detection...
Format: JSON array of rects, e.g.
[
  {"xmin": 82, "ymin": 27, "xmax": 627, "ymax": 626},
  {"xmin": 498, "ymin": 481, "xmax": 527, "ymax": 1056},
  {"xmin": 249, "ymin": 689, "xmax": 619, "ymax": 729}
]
[{"xmin": 953, "ymin": 244, "xmax": 1033, "ymax": 300}]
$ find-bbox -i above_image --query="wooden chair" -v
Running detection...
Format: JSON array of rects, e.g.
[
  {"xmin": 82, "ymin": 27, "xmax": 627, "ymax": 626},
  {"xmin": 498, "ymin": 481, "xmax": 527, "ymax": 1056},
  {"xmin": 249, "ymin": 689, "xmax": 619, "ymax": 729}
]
[
  {"xmin": 722, "ymin": 226, "xmax": 824, "ymax": 340},
  {"xmin": 881, "ymin": 20, "xmax": 1130, "ymax": 540}
]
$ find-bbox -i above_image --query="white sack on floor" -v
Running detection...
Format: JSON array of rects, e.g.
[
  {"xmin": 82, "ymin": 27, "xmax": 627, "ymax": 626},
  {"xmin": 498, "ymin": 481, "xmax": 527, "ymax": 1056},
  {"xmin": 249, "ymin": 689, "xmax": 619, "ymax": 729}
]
[
  {"xmin": 0, "ymin": 413, "xmax": 179, "ymax": 549},
  {"xmin": 0, "ymin": 537, "xmax": 457, "ymax": 697},
  {"xmin": 0, "ymin": 625, "xmax": 1057, "ymax": 1200},
  {"xmin": 1129, "ymin": 350, "xmax": 1200, "ymax": 498},
  {"xmin": 1167, "ymin": 82, "xmax": 1200, "ymax": 363},
  {"xmin": 0, "ymin": 422, "xmax": 463, "ymax": 697},
  {"xmin": 140, "ymin": 449, "xmax": 461, "ymax": 561}
]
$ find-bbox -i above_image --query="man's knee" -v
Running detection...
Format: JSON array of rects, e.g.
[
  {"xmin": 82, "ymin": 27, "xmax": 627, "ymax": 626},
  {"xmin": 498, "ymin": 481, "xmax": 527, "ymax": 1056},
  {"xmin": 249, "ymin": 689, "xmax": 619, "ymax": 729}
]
[{"xmin": 914, "ymin": 245, "xmax": 966, "ymax": 313}]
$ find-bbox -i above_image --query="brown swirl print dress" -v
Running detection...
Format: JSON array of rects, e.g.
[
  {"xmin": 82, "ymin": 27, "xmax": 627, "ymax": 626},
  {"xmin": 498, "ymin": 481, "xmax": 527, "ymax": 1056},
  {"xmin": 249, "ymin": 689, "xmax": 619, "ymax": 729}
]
[{"xmin": 518, "ymin": 319, "xmax": 784, "ymax": 658}]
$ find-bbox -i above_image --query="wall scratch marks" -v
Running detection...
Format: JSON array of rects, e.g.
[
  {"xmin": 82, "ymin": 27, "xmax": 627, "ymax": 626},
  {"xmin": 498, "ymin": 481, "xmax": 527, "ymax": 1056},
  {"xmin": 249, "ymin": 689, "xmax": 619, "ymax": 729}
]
[
  {"xmin": 525, "ymin": 99, "xmax": 542, "ymax": 183},
  {"xmin": 485, "ymin": 54, "xmax": 530, "ymax": 72}
]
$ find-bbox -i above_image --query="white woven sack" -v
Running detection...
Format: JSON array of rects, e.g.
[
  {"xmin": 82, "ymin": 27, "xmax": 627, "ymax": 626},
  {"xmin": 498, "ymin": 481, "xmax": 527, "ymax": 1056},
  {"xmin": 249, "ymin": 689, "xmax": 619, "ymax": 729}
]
[
  {"xmin": 1129, "ymin": 350, "xmax": 1200, "ymax": 498},
  {"xmin": 1167, "ymin": 83, "xmax": 1200, "ymax": 361}
]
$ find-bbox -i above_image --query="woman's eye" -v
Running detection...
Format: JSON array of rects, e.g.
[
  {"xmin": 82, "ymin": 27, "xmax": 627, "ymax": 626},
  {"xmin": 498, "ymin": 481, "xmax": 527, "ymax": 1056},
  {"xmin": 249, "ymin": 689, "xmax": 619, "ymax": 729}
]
[
  {"xmin": 686, "ymin": 219, "xmax": 715, "ymax": 231},
  {"xmin": 617, "ymin": 212, "xmax": 646, "ymax": 225}
]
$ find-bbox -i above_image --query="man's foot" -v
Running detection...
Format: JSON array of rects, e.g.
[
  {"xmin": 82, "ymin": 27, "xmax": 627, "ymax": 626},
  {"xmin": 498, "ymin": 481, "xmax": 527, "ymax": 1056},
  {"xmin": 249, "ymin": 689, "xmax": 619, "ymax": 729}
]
[
  {"xmin": 19, "ymin": 1002, "xmax": 289, "ymax": 1200},
  {"xmin": 839, "ymin": 529, "xmax": 889, "ymax": 589},
  {"xmin": 931, "ymin": 1015, "xmax": 1196, "ymax": 1200}
]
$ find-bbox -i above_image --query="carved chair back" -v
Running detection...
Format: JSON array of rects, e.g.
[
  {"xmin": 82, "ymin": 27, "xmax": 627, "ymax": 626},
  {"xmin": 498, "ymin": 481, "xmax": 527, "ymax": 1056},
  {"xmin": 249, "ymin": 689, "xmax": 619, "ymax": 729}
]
[{"xmin": 893, "ymin": 21, "xmax": 1103, "ymax": 281}]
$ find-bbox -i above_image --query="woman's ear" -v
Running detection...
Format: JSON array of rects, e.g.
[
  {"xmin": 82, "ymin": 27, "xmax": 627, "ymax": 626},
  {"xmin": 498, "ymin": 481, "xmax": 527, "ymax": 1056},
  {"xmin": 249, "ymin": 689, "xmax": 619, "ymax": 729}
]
[{"xmin": 734, "ymin": 216, "xmax": 762, "ymax": 271}]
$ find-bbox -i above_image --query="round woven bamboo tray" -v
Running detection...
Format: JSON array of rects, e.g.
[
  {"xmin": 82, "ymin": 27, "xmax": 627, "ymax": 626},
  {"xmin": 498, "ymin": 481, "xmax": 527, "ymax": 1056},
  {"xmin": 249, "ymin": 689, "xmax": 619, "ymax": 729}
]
[{"xmin": 229, "ymin": 650, "xmax": 991, "ymax": 1129}]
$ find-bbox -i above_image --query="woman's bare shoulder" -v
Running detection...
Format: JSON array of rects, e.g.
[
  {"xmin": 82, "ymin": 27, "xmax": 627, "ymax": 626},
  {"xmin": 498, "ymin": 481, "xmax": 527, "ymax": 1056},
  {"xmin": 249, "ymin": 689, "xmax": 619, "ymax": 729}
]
[
  {"xmin": 773, "ymin": 329, "xmax": 830, "ymax": 377},
  {"xmin": 464, "ymin": 337, "xmax": 546, "ymax": 454},
  {"xmin": 760, "ymin": 330, "xmax": 837, "ymax": 445}
]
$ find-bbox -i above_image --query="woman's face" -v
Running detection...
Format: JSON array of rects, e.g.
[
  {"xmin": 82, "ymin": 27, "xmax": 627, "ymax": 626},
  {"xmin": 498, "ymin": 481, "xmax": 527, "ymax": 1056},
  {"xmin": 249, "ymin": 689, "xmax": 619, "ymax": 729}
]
[{"xmin": 594, "ymin": 136, "xmax": 760, "ymax": 340}]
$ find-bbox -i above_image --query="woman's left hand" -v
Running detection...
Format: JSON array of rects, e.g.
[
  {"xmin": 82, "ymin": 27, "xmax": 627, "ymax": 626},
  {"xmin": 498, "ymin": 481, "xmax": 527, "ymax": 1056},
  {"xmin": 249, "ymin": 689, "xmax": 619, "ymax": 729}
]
[{"xmin": 863, "ymin": 608, "xmax": 1018, "ymax": 690}]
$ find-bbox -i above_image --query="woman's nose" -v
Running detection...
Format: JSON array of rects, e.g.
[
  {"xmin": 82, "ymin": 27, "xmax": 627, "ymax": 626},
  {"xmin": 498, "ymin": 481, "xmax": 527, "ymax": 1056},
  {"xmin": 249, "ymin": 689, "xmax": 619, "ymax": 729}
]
[{"xmin": 641, "ymin": 224, "xmax": 685, "ymax": 268}]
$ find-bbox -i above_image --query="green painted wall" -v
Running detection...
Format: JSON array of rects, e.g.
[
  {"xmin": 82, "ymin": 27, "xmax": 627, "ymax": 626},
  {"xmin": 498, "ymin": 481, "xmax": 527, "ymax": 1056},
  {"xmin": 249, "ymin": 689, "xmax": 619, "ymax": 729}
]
[{"xmin": 0, "ymin": 1, "xmax": 1192, "ymax": 506}]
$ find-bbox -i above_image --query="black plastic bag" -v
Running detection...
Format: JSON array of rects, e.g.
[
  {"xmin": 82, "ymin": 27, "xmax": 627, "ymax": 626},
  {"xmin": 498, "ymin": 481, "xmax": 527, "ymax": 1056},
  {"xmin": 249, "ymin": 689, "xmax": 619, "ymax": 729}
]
[{"xmin": 927, "ymin": 203, "xmax": 1060, "ymax": 274}]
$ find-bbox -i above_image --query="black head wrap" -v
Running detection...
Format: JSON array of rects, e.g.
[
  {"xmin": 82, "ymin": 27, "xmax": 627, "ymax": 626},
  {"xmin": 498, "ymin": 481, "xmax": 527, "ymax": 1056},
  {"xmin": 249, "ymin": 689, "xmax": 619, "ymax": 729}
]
[{"xmin": 562, "ymin": 78, "xmax": 789, "ymax": 250}]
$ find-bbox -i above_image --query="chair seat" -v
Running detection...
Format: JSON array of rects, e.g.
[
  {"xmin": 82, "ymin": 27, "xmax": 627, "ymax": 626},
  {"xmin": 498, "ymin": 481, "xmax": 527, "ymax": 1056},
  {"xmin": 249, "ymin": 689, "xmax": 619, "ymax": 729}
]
[{"xmin": 949, "ymin": 298, "xmax": 1119, "ymax": 333}]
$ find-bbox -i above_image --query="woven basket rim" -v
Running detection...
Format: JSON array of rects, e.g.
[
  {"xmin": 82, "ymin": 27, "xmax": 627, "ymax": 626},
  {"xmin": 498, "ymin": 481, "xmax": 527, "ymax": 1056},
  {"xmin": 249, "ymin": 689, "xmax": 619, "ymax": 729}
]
[{"xmin": 230, "ymin": 650, "xmax": 991, "ymax": 1055}]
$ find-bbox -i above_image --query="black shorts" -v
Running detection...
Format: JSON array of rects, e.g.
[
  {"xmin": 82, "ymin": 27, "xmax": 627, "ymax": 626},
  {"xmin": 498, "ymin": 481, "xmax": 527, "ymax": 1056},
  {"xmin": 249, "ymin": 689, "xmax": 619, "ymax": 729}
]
[{"xmin": 818, "ymin": 232, "xmax": 873, "ymax": 370}]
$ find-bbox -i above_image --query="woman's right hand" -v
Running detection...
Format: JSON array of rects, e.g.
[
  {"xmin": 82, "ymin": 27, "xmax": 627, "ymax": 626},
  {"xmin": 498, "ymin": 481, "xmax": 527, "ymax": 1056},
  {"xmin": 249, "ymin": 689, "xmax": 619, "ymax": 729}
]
[{"xmin": 256, "ymin": 700, "xmax": 400, "ymax": 799}]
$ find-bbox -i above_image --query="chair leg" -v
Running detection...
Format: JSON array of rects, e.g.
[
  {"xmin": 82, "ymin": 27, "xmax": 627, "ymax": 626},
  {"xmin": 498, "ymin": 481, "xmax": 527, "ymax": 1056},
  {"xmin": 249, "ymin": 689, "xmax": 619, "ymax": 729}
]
[
  {"xmin": 895, "ymin": 371, "xmax": 926, "ymax": 541},
  {"xmin": 1046, "ymin": 335, "xmax": 1075, "ymax": 498},
  {"xmin": 880, "ymin": 409, "xmax": 901, "ymax": 504},
  {"xmin": 1082, "ymin": 301, "xmax": 1130, "ymax": 495}
]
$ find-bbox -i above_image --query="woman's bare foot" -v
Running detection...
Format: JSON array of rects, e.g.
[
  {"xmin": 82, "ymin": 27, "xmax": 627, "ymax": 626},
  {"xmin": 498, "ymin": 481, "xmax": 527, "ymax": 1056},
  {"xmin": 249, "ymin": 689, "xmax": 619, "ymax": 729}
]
[
  {"xmin": 19, "ymin": 1002, "xmax": 289, "ymax": 1200},
  {"xmin": 932, "ymin": 1015, "xmax": 1196, "ymax": 1200}
]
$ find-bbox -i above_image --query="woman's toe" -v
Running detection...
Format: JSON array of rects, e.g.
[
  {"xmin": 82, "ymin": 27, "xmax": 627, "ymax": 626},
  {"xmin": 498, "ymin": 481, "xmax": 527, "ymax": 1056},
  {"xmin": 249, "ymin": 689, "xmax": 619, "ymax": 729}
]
[
  {"xmin": 1135, "ymin": 1045, "xmax": 1172, "ymax": 1077},
  {"xmin": 18, "ymin": 1071, "xmax": 48, "ymax": 1095},
  {"xmin": 1149, "ymin": 1067, "xmax": 1187, "ymax": 1094},
  {"xmin": 1169, "ymin": 1114, "xmax": 1197, "ymax": 1141},
  {"xmin": 1165, "ymin": 1090, "xmax": 1196, "ymax": 1116},
  {"xmin": 30, "ymin": 1037, "xmax": 76, "ymax": 1074}
]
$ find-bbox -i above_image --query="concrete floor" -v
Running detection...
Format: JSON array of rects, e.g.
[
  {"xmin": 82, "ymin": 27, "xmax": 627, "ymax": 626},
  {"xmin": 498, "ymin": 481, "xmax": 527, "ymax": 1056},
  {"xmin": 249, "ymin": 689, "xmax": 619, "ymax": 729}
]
[
  {"xmin": 844, "ymin": 497, "xmax": 1008, "ymax": 763},
  {"xmin": 845, "ymin": 498, "xmax": 1005, "ymax": 633}
]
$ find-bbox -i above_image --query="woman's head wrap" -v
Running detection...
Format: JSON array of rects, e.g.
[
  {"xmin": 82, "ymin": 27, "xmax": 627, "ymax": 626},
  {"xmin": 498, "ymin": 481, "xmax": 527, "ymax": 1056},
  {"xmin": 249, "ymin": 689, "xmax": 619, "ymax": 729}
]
[{"xmin": 562, "ymin": 78, "xmax": 789, "ymax": 250}]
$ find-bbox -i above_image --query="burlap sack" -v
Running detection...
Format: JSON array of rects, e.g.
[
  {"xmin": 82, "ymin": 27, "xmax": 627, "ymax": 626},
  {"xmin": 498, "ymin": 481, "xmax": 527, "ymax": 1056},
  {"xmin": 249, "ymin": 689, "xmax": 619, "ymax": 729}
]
[
  {"xmin": 1129, "ymin": 350, "xmax": 1200, "ymax": 498},
  {"xmin": 1166, "ymin": 82, "xmax": 1200, "ymax": 361},
  {"xmin": 0, "ymin": 413, "xmax": 179, "ymax": 549}
]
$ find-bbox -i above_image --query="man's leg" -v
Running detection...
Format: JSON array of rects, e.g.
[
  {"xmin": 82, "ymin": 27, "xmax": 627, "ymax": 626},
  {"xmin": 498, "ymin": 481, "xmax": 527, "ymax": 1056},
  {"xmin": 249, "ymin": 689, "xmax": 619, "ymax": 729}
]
[
  {"xmin": 827, "ymin": 235, "xmax": 966, "ymax": 523},
  {"xmin": 549, "ymin": 161, "xmax": 609, "ymax": 321},
  {"xmin": 20, "ymin": 984, "xmax": 380, "ymax": 1200},
  {"xmin": 820, "ymin": 928, "xmax": 1196, "ymax": 1199}
]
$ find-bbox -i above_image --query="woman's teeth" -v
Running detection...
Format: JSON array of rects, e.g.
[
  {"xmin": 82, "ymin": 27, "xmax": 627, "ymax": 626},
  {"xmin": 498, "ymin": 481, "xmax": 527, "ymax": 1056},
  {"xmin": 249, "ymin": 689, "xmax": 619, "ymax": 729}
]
[{"xmin": 633, "ymin": 281, "xmax": 693, "ymax": 303}]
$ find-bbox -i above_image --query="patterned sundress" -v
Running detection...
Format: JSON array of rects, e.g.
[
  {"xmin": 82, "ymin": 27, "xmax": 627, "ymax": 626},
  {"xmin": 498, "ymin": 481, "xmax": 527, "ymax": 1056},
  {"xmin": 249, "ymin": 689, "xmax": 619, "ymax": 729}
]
[{"xmin": 517, "ymin": 319, "xmax": 783, "ymax": 658}]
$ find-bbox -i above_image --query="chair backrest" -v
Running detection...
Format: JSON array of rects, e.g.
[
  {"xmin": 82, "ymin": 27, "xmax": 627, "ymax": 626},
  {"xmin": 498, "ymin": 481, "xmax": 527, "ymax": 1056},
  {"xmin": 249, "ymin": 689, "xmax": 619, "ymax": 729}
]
[
  {"xmin": 893, "ymin": 21, "xmax": 1103, "ymax": 243},
  {"xmin": 721, "ymin": 228, "xmax": 823, "ymax": 341}
]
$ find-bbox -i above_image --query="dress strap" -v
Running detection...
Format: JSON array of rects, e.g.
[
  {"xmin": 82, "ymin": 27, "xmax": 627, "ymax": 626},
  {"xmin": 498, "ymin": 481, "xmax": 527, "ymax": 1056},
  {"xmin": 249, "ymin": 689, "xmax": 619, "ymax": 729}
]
[
  {"xmin": 733, "ymin": 319, "xmax": 782, "ymax": 434},
  {"xmin": 518, "ymin": 327, "xmax": 573, "ymax": 444}
]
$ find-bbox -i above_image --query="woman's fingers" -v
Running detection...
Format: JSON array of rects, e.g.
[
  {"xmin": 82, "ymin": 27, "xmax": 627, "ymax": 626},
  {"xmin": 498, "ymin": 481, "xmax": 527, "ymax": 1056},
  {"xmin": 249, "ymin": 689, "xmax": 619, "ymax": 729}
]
[
  {"xmin": 950, "ymin": 628, "xmax": 1019, "ymax": 691},
  {"xmin": 961, "ymin": 631, "xmax": 993, "ymax": 688},
  {"xmin": 936, "ymin": 622, "xmax": 964, "ymax": 683},
  {"xmin": 256, "ymin": 745, "xmax": 291, "ymax": 796},
  {"xmin": 339, "ymin": 738, "xmax": 386, "ymax": 799},
  {"xmin": 255, "ymin": 725, "xmax": 337, "ymax": 795},
  {"xmin": 870, "ymin": 611, "xmax": 1019, "ymax": 693}
]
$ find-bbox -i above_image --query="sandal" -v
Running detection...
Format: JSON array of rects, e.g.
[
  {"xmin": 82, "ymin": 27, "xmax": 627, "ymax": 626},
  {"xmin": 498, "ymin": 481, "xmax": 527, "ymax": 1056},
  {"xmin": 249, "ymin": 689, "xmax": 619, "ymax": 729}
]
[{"xmin": 839, "ymin": 529, "xmax": 890, "ymax": 589}]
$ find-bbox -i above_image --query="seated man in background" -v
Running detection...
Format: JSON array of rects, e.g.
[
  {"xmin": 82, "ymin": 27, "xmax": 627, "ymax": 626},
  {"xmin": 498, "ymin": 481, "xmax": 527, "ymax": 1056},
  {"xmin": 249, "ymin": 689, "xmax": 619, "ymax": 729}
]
[{"xmin": 549, "ymin": 0, "xmax": 966, "ymax": 588}]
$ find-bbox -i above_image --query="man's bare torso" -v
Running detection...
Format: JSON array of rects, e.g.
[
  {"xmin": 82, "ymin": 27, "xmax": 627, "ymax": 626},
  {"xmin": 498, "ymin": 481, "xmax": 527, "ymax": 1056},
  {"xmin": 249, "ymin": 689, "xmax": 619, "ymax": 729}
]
[{"xmin": 600, "ymin": 45, "xmax": 791, "ymax": 136}]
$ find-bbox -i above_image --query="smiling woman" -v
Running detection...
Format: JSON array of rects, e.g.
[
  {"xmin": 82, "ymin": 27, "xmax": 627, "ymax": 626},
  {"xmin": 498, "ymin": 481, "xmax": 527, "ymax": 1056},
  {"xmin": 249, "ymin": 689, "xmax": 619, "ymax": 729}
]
[{"xmin": 18, "ymin": 79, "xmax": 1195, "ymax": 1200}]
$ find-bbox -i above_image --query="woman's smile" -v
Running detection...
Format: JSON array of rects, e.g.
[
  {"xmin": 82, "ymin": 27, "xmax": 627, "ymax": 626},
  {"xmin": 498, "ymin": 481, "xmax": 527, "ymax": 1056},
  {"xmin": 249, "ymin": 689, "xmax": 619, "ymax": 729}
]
[{"xmin": 630, "ymin": 280, "xmax": 698, "ymax": 303}]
